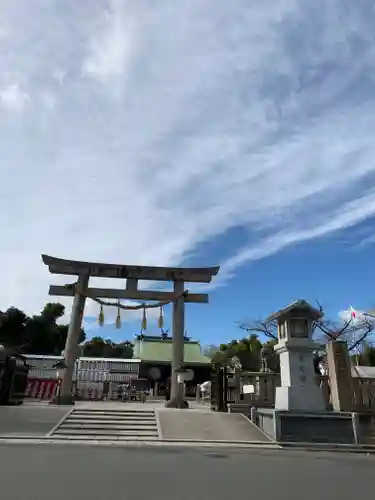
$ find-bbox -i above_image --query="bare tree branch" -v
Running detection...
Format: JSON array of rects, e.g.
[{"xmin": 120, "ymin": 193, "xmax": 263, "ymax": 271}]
[
  {"xmin": 237, "ymin": 320, "xmax": 278, "ymax": 340},
  {"xmin": 313, "ymin": 318, "xmax": 353, "ymax": 340},
  {"xmin": 348, "ymin": 322, "xmax": 373, "ymax": 352},
  {"xmin": 316, "ymin": 300, "xmax": 324, "ymax": 316}
]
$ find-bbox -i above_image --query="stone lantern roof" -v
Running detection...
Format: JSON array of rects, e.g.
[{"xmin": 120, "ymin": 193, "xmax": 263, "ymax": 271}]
[{"xmin": 266, "ymin": 299, "xmax": 323, "ymax": 323}]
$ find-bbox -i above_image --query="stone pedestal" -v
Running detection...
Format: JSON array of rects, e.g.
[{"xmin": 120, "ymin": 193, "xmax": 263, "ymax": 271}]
[
  {"xmin": 275, "ymin": 385, "xmax": 325, "ymax": 412},
  {"xmin": 166, "ymin": 381, "xmax": 189, "ymax": 408},
  {"xmin": 274, "ymin": 340, "xmax": 325, "ymax": 412},
  {"xmin": 165, "ymin": 397, "xmax": 189, "ymax": 409},
  {"xmin": 256, "ymin": 408, "xmax": 357, "ymax": 444}
]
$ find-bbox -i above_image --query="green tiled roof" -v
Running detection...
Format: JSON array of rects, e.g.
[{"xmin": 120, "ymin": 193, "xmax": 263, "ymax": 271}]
[{"xmin": 134, "ymin": 338, "xmax": 211, "ymax": 364}]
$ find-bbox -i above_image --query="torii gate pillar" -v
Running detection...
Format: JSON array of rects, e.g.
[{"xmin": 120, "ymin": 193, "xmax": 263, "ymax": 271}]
[
  {"xmin": 166, "ymin": 279, "xmax": 187, "ymax": 408},
  {"xmin": 58, "ymin": 273, "xmax": 88, "ymax": 405}
]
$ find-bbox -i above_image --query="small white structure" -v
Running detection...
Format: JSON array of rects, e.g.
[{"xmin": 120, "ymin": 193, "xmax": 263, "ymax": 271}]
[
  {"xmin": 270, "ymin": 300, "xmax": 326, "ymax": 412},
  {"xmin": 177, "ymin": 369, "xmax": 194, "ymax": 384}
]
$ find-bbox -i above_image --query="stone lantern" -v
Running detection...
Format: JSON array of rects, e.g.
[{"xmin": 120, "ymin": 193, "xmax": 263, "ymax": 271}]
[{"xmin": 268, "ymin": 300, "xmax": 325, "ymax": 412}]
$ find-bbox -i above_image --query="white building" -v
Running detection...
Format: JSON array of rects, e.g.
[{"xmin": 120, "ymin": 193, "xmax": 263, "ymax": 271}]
[{"xmin": 23, "ymin": 354, "xmax": 141, "ymax": 383}]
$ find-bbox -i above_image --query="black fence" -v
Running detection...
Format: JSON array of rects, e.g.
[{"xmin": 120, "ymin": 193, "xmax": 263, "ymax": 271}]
[{"xmin": 211, "ymin": 364, "xmax": 228, "ymax": 412}]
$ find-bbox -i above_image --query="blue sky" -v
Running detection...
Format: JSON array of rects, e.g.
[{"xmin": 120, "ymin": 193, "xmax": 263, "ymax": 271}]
[
  {"xmin": 1, "ymin": 1, "xmax": 375, "ymax": 349},
  {"xmin": 86, "ymin": 223, "xmax": 375, "ymax": 346}
]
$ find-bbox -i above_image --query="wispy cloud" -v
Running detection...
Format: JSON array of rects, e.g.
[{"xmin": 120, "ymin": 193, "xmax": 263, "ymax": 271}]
[
  {"xmin": 82, "ymin": 0, "xmax": 139, "ymax": 87},
  {"xmin": 217, "ymin": 189, "xmax": 375, "ymax": 285},
  {"xmin": 1, "ymin": 0, "xmax": 375, "ymax": 316}
]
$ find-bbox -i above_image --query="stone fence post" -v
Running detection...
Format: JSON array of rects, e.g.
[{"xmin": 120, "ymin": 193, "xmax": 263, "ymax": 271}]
[
  {"xmin": 326, "ymin": 341, "xmax": 354, "ymax": 412},
  {"xmin": 234, "ymin": 367, "xmax": 242, "ymax": 403}
]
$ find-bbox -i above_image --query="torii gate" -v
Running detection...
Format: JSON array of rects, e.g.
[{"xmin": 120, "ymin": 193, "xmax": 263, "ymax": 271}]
[{"xmin": 42, "ymin": 254, "xmax": 219, "ymax": 408}]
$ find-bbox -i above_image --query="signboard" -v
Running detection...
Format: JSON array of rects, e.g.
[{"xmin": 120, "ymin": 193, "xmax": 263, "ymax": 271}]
[{"xmin": 242, "ymin": 384, "xmax": 255, "ymax": 394}]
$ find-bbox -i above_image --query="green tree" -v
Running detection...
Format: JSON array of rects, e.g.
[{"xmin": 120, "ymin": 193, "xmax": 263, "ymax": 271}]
[
  {"xmin": 81, "ymin": 337, "xmax": 133, "ymax": 358},
  {"xmin": 40, "ymin": 302, "xmax": 65, "ymax": 322},
  {"xmin": 0, "ymin": 307, "xmax": 28, "ymax": 349},
  {"xmin": 203, "ymin": 345, "xmax": 221, "ymax": 359},
  {"xmin": 262, "ymin": 338, "xmax": 279, "ymax": 372},
  {"xmin": 356, "ymin": 343, "xmax": 375, "ymax": 366},
  {"xmin": 81, "ymin": 337, "xmax": 108, "ymax": 357},
  {"xmin": 110, "ymin": 341, "xmax": 134, "ymax": 358},
  {"xmin": 0, "ymin": 302, "xmax": 86, "ymax": 355},
  {"xmin": 212, "ymin": 335, "xmax": 263, "ymax": 370}
]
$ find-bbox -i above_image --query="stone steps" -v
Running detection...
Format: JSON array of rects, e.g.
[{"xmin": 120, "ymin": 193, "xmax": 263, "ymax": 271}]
[
  {"xmin": 61, "ymin": 423, "xmax": 157, "ymax": 431},
  {"xmin": 69, "ymin": 416, "xmax": 156, "ymax": 422},
  {"xmin": 55, "ymin": 428, "xmax": 158, "ymax": 436},
  {"xmin": 51, "ymin": 435, "xmax": 160, "ymax": 442},
  {"xmin": 51, "ymin": 408, "xmax": 159, "ymax": 440},
  {"xmin": 72, "ymin": 410, "xmax": 155, "ymax": 416}
]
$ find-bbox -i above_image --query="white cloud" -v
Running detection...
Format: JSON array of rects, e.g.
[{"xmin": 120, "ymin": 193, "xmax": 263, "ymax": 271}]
[
  {"xmin": 339, "ymin": 308, "xmax": 375, "ymax": 323},
  {"xmin": 1, "ymin": 0, "xmax": 375, "ymax": 318},
  {"xmin": 338, "ymin": 309, "xmax": 362, "ymax": 324},
  {"xmin": 82, "ymin": 0, "xmax": 140, "ymax": 90},
  {"xmin": 0, "ymin": 84, "xmax": 29, "ymax": 111}
]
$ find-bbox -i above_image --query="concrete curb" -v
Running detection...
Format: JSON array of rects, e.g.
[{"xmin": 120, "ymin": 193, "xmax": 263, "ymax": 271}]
[
  {"xmin": 279, "ymin": 442, "xmax": 375, "ymax": 454},
  {"xmin": 0, "ymin": 437, "xmax": 280, "ymax": 449},
  {"xmin": 0, "ymin": 435, "xmax": 51, "ymax": 440},
  {"xmin": 161, "ymin": 438, "xmax": 275, "ymax": 445},
  {"xmin": 0, "ymin": 435, "xmax": 276, "ymax": 446},
  {"xmin": 154, "ymin": 409, "xmax": 163, "ymax": 441},
  {"xmin": 0, "ymin": 435, "xmax": 374, "ymax": 454},
  {"xmin": 154, "ymin": 439, "xmax": 375, "ymax": 453}
]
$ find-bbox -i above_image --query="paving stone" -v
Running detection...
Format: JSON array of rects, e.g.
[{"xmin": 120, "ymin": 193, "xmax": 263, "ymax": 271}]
[{"xmin": 157, "ymin": 410, "xmax": 271, "ymax": 442}]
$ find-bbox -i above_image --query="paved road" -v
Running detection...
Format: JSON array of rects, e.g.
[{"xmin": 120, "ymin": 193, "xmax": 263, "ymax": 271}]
[{"xmin": 0, "ymin": 443, "xmax": 373, "ymax": 500}]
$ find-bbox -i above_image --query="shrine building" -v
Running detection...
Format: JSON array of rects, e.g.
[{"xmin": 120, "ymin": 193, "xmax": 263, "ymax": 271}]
[{"xmin": 134, "ymin": 334, "xmax": 211, "ymax": 397}]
